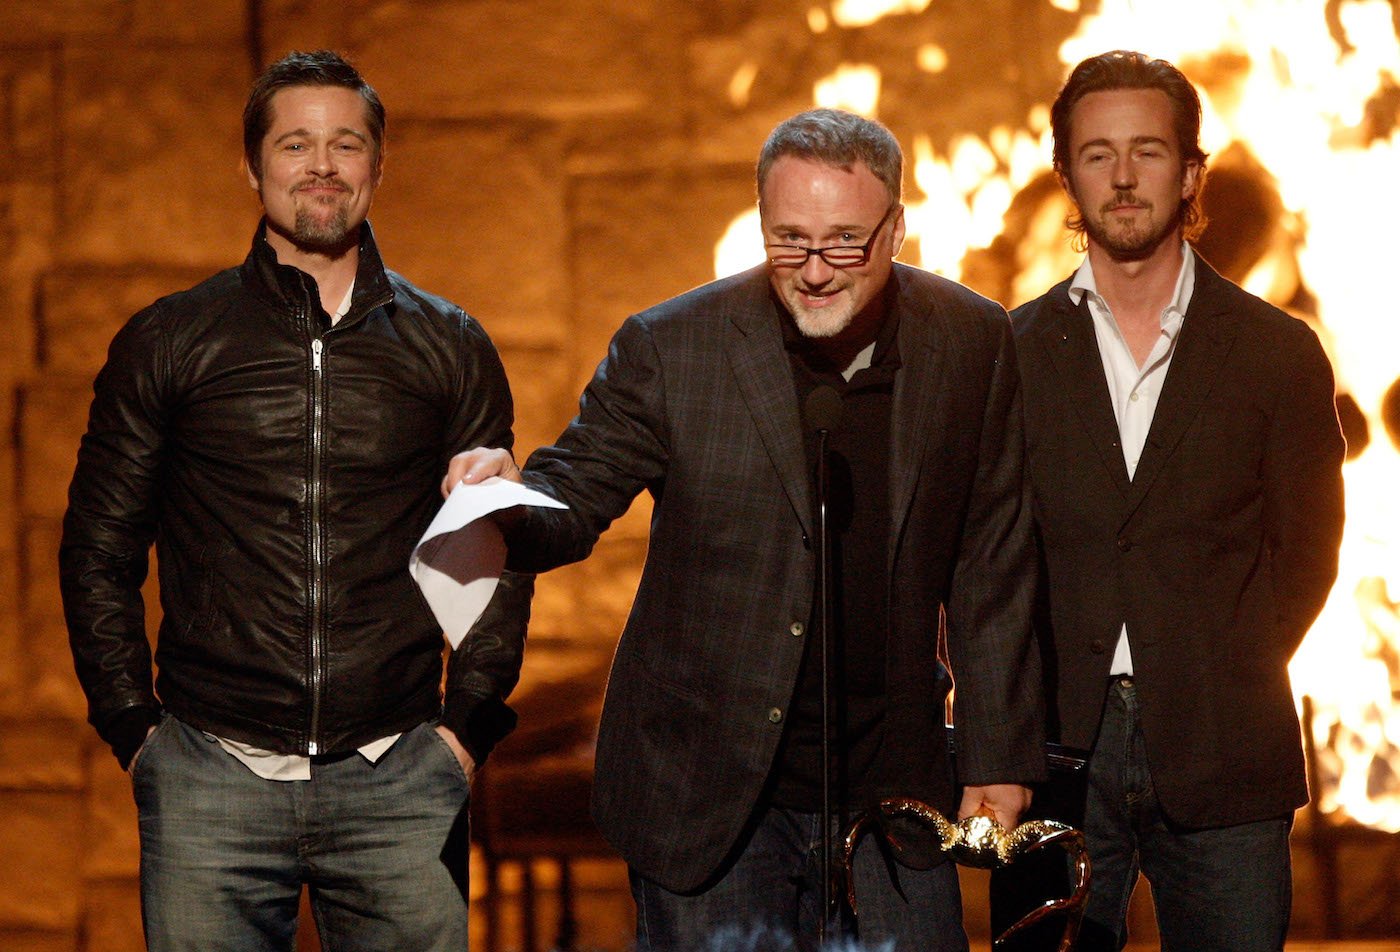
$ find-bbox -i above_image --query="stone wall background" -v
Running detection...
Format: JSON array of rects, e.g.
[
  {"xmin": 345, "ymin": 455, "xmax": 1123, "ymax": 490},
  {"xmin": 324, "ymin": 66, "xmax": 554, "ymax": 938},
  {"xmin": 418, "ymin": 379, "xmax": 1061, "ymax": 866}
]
[{"xmin": 0, "ymin": 1, "xmax": 1158, "ymax": 949}]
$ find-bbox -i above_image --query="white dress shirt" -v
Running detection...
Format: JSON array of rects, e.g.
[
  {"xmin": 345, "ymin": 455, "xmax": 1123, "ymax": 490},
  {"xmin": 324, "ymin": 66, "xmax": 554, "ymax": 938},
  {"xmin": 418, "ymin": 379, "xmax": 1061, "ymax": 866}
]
[{"xmin": 1067, "ymin": 243, "xmax": 1195, "ymax": 676}]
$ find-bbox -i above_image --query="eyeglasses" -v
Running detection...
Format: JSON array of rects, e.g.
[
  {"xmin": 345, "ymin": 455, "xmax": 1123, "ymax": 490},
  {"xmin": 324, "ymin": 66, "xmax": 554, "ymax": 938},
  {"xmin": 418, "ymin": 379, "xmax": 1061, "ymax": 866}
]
[{"xmin": 764, "ymin": 203, "xmax": 900, "ymax": 269}]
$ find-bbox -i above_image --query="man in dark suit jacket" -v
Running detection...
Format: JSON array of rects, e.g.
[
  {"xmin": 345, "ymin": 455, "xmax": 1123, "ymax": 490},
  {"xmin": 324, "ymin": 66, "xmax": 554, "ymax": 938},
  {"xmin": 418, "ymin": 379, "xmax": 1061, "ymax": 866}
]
[
  {"xmin": 1007, "ymin": 51, "xmax": 1345, "ymax": 950},
  {"xmin": 448, "ymin": 108, "xmax": 1046, "ymax": 951}
]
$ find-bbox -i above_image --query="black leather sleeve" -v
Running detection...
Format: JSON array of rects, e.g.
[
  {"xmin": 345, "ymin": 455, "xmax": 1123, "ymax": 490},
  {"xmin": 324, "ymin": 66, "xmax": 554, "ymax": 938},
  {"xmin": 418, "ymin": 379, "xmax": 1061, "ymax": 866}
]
[
  {"xmin": 59, "ymin": 305, "xmax": 169, "ymax": 760},
  {"xmin": 440, "ymin": 569, "xmax": 533, "ymax": 763}
]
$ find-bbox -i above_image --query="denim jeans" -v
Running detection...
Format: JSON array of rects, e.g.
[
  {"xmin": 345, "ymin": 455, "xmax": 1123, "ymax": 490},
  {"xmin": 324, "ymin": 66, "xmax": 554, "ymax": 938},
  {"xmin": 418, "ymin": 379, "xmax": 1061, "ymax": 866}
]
[
  {"xmin": 132, "ymin": 715, "xmax": 472, "ymax": 952},
  {"xmin": 1079, "ymin": 678, "xmax": 1293, "ymax": 951},
  {"xmin": 631, "ymin": 805, "xmax": 968, "ymax": 952}
]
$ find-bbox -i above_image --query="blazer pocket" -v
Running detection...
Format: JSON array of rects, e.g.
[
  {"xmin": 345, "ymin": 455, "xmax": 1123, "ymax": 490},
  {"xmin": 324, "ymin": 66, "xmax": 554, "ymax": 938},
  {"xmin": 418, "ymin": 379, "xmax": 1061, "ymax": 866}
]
[{"xmin": 631, "ymin": 650, "xmax": 706, "ymax": 704}]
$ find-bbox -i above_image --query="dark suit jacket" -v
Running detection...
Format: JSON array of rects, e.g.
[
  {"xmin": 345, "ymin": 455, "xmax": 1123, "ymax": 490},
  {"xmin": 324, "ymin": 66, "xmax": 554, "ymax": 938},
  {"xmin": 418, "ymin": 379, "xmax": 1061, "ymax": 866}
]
[
  {"xmin": 1012, "ymin": 252, "xmax": 1345, "ymax": 829},
  {"xmin": 507, "ymin": 263, "xmax": 1046, "ymax": 891}
]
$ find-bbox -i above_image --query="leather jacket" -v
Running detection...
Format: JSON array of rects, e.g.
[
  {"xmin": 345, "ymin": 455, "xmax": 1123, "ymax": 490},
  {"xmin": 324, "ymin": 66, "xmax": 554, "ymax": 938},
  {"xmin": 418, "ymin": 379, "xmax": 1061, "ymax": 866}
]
[{"xmin": 60, "ymin": 221, "xmax": 530, "ymax": 767}]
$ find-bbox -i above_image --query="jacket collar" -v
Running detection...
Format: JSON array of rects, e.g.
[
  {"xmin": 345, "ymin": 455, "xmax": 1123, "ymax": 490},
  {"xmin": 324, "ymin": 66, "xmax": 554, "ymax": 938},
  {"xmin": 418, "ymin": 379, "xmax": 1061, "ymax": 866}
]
[
  {"xmin": 1032, "ymin": 249, "xmax": 1239, "ymax": 516},
  {"xmin": 1121, "ymin": 253, "xmax": 1237, "ymax": 518},
  {"xmin": 887, "ymin": 265, "xmax": 948, "ymax": 555},
  {"xmin": 240, "ymin": 218, "xmax": 394, "ymax": 328},
  {"xmin": 725, "ymin": 266, "xmax": 814, "ymax": 537}
]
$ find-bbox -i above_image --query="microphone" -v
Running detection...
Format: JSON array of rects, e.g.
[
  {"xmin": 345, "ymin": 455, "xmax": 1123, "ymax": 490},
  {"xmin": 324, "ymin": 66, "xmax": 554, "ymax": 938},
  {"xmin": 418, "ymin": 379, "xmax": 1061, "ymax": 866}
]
[{"xmin": 804, "ymin": 385, "xmax": 844, "ymax": 434}]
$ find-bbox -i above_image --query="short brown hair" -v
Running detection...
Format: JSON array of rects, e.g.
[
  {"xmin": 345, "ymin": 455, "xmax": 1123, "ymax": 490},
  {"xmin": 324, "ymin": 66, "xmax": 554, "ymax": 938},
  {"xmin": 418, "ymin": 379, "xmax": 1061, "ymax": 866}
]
[{"xmin": 243, "ymin": 50, "xmax": 385, "ymax": 180}]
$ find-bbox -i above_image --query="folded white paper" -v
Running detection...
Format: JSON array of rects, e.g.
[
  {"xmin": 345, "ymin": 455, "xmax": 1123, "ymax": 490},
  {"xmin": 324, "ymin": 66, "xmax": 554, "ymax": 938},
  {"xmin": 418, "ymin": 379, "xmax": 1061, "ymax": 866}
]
[{"xmin": 410, "ymin": 477, "xmax": 566, "ymax": 648}]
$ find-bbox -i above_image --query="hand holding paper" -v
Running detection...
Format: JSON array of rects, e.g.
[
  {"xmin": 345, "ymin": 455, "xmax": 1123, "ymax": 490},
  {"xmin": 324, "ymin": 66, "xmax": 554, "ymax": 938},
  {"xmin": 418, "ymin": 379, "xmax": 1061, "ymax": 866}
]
[{"xmin": 409, "ymin": 476, "xmax": 565, "ymax": 648}]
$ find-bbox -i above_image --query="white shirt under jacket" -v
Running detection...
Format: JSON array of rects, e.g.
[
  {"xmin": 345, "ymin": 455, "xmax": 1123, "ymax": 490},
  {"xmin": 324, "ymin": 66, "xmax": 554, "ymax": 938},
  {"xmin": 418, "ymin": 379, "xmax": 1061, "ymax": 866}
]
[{"xmin": 1067, "ymin": 242, "xmax": 1195, "ymax": 677}]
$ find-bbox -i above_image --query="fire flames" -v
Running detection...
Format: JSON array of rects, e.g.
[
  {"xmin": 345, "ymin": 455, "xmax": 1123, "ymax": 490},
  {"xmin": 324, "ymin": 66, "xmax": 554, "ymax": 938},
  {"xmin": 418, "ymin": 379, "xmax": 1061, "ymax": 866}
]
[{"xmin": 716, "ymin": 0, "xmax": 1400, "ymax": 831}]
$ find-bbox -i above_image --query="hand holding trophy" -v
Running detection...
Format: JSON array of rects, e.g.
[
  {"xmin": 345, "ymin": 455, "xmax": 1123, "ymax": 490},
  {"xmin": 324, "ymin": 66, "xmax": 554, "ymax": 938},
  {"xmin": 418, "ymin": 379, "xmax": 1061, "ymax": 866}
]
[{"xmin": 842, "ymin": 798, "xmax": 1090, "ymax": 951}]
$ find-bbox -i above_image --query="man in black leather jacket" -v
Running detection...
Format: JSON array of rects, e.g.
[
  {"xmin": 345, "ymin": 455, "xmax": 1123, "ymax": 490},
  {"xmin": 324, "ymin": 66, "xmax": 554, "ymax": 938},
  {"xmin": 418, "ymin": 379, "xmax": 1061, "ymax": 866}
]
[{"xmin": 58, "ymin": 50, "xmax": 528, "ymax": 951}]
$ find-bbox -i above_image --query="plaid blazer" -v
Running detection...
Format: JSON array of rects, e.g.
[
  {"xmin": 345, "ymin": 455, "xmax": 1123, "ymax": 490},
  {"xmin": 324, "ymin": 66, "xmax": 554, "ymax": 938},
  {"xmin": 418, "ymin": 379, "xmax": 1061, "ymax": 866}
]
[{"xmin": 509, "ymin": 263, "xmax": 1045, "ymax": 891}]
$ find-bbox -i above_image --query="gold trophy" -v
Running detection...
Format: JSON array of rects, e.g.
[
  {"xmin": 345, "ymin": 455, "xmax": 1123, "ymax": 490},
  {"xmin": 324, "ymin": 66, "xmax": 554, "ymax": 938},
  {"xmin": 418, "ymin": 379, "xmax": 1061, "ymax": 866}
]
[{"xmin": 842, "ymin": 798, "xmax": 1090, "ymax": 951}]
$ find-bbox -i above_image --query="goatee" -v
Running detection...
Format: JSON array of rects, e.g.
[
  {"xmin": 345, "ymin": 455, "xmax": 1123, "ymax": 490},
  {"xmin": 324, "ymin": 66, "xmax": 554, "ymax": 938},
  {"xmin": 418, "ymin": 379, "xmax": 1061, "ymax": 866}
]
[
  {"xmin": 293, "ymin": 205, "xmax": 354, "ymax": 252},
  {"xmin": 1084, "ymin": 191, "xmax": 1181, "ymax": 262},
  {"xmin": 791, "ymin": 305, "xmax": 852, "ymax": 339}
]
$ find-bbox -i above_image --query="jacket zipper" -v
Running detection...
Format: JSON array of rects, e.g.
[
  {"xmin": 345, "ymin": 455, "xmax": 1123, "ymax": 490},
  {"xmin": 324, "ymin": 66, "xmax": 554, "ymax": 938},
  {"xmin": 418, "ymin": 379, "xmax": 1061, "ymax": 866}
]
[
  {"xmin": 307, "ymin": 328, "xmax": 326, "ymax": 754},
  {"xmin": 303, "ymin": 287, "xmax": 393, "ymax": 755}
]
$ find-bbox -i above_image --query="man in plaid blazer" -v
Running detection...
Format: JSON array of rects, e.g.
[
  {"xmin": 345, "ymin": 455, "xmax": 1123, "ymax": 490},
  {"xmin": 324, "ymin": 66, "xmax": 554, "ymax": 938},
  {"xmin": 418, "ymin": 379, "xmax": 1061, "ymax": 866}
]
[{"xmin": 449, "ymin": 108, "xmax": 1045, "ymax": 951}]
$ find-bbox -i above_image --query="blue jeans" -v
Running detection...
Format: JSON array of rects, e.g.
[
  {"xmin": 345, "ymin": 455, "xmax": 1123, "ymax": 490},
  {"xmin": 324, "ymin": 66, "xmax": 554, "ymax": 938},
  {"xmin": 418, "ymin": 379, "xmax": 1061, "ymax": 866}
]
[
  {"xmin": 1080, "ymin": 678, "xmax": 1293, "ymax": 951},
  {"xmin": 631, "ymin": 805, "xmax": 968, "ymax": 952},
  {"xmin": 132, "ymin": 715, "xmax": 472, "ymax": 952}
]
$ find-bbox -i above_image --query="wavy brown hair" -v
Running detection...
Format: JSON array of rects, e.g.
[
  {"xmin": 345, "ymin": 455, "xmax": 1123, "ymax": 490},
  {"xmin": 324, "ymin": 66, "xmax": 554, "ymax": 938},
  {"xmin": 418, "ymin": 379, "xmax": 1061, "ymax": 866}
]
[{"xmin": 1052, "ymin": 50, "xmax": 1209, "ymax": 244}]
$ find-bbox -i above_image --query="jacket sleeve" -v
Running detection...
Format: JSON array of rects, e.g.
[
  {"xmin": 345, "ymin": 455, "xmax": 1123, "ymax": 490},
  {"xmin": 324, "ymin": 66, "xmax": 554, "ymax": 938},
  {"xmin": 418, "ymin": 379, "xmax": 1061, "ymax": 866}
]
[
  {"xmin": 59, "ymin": 308, "xmax": 168, "ymax": 766},
  {"xmin": 505, "ymin": 313, "xmax": 669, "ymax": 572},
  {"xmin": 440, "ymin": 569, "xmax": 534, "ymax": 763},
  {"xmin": 945, "ymin": 314, "xmax": 1048, "ymax": 786},
  {"xmin": 1264, "ymin": 319, "xmax": 1346, "ymax": 654},
  {"xmin": 438, "ymin": 312, "xmax": 530, "ymax": 761}
]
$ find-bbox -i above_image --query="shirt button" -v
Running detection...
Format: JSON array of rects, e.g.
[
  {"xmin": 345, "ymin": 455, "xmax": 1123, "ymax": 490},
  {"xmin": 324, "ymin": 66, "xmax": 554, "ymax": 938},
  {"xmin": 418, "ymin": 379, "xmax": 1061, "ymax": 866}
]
[
  {"xmin": 1116, "ymin": 537, "xmax": 1134, "ymax": 552},
  {"xmin": 1090, "ymin": 640, "xmax": 1108, "ymax": 654},
  {"xmin": 1130, "ymin": 392, "xmax": 1140, "ymax": 402},
  {"xmin": 790, "ymin": 622, "xmax": 805, "ymax": 637},
  {"xmin": 768, "ymin": 708, "xmax": 784, "ymax": 724}
]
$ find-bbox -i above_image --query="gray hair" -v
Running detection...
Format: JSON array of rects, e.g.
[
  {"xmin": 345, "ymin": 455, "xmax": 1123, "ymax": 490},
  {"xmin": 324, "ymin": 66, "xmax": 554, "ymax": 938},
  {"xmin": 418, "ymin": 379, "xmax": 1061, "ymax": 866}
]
[{"xmin": 756, "ymin": 108, "xmax": 903, "ymax": 204}]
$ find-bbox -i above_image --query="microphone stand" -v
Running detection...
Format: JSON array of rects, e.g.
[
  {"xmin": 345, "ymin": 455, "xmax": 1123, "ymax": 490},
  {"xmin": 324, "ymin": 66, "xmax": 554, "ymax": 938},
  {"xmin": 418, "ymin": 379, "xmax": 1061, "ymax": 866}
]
[
  {"xmin": 815, "ymin": 420, "xmax": 834, "ymax": 946},
  {"xmin": 804, "ymin": 383, "xmax": 843, "ymax": 947}
]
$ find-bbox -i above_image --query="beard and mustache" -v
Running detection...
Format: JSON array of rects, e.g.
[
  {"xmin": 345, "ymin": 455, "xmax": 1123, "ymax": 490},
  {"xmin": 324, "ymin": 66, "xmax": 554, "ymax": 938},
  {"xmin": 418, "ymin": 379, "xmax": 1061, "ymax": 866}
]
[
  {"xmin": 290, "ymin": 185, "xmax": 355, "ymax": 251},
  {"xmin": 1081, "ymin": 189, "xmax": 1185, "ymax": 262},
  {"xmin": 258, "ymin": 179, "xmax": 359, "ymax": 254},
  {"xmin": 786, "ymin": 283, "xmax": 856, "ymax": 339}
]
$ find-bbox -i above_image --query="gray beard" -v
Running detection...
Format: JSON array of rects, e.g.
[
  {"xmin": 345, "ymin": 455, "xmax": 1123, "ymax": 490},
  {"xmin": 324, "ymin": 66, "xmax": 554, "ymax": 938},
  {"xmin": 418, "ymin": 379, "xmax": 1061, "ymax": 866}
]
[{"xmin": 791, "ymin": 306, "xmax": 852, "ymax": 339}]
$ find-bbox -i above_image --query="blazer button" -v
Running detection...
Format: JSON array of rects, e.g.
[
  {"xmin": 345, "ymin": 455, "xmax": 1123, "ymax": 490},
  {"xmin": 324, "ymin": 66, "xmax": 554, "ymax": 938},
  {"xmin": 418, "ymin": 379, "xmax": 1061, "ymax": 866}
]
[
  {"xmin": 1090, "ymin": 640, "xmax": 1108, "ymax": 654},
  {"xmin": 1116, "ymin": 537, "xmax": 1134, "ymax": 552},
  {"xmin": 768, "ymin": 707, "xmax": 784, "ymax": 724},
  {"xmin": 790, "ymin": 622, "xmax": 805, "ymax": 637}
]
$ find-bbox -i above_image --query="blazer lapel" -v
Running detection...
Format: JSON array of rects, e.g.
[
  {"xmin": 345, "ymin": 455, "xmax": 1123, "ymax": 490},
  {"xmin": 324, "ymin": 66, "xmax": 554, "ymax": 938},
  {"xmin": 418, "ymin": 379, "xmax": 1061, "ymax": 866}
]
[
  {"xmin": 1121, "ymin": 255, "xmax": 1237, "ymax": 518},
  {"xmin": 1041, "ymin": 289, "xmax": 1132, "ymax": 495},
  {"xmin": 725, "ymin": 281, "xmax": 814, "ymax": 539},
  {"xmin": 889, "ymin": 274, "xmax": 948, "ymax": 557}
]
